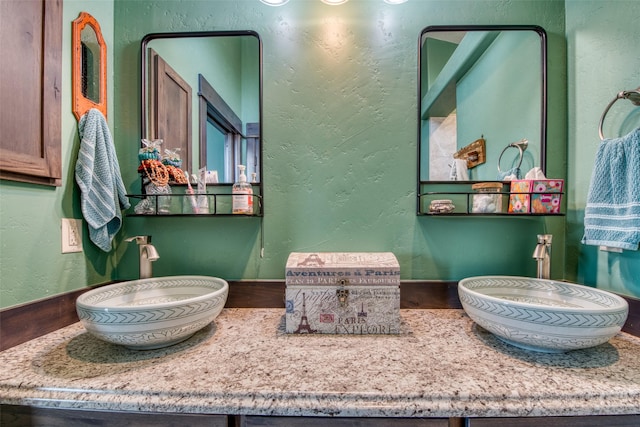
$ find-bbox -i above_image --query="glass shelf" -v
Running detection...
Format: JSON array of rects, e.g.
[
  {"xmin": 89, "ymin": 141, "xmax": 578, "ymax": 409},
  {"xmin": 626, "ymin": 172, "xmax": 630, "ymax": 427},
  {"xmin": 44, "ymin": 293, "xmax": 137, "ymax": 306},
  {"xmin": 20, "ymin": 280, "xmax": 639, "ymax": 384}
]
[
  {"xmin": 418, "ymin": 181, "xmax": 564, "ymax": 217},
  {"xmin": 126, "ymin": 192, "xmax": 263, "ymax": 217}
]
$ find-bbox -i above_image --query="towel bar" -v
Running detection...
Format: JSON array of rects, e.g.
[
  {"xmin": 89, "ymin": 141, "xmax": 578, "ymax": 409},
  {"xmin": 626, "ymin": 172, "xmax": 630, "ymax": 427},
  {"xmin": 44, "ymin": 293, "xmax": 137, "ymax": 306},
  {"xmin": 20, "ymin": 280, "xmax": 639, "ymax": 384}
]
[{"xmin": 598, "ymin": 87, "xmax": 640, "ymax": 140}]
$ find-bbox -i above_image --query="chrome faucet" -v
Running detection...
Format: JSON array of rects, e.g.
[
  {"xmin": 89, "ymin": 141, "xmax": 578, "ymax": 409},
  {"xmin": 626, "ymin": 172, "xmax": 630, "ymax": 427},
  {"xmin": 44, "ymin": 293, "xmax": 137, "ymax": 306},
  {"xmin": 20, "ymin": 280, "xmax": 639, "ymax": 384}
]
[
  {"xmin": 532, "ymin": 234, "xmax": 552, "ymax": 279},
  {"xmin": 126, "ymin": 236, "xmax": 160, "ymax": 279}
]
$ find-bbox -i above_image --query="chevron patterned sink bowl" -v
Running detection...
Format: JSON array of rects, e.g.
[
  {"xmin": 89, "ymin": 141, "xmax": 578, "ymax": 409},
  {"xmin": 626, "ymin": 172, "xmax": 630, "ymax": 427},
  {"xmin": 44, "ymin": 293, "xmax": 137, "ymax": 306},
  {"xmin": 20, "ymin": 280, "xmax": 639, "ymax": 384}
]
[
  {"xmin": 458, "ymin": 276, "xmax": 628, "ymax": 353},
  {"xmin": 76, "ymin": 276, "xmax": 228, "ymax": 350}
]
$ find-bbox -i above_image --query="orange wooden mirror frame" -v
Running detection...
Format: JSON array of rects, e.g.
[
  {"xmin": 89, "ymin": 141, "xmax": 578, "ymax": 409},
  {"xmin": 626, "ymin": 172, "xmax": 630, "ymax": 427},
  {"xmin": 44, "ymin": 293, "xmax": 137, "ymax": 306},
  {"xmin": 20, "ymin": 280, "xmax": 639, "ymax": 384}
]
[{"xmin": 72, "ymin": 12, "xmax": 107, "ymax": 121}]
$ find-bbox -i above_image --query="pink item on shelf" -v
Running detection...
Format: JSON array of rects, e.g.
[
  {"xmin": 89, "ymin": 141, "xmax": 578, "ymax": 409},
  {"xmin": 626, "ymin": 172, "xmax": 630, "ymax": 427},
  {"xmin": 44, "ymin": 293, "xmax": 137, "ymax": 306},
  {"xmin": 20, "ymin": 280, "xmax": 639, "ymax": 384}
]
[{"xmin": 509, "ymin": 179, "xmax": 564, "ymax": 214}]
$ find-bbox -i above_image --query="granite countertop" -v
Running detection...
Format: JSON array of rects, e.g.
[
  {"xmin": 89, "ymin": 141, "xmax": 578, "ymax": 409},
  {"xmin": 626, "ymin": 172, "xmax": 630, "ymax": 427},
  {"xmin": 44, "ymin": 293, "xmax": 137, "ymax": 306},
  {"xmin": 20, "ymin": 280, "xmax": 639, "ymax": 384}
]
[{"xmin": 1, "ymin": 309, "xmax": 639, "ymax": 418}]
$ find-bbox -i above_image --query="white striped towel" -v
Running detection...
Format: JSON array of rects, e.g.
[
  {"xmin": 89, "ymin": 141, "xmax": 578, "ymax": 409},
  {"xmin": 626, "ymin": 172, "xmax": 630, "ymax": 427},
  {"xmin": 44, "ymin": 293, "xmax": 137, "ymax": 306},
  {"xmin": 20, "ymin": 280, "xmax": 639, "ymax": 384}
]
[
  {"xmin": 75, "ymin": 109, "xmax": 130, "ymax": 252},
  {"xmin": 582, "ymin": 127, "xmax": 640, "ymax": 250}
]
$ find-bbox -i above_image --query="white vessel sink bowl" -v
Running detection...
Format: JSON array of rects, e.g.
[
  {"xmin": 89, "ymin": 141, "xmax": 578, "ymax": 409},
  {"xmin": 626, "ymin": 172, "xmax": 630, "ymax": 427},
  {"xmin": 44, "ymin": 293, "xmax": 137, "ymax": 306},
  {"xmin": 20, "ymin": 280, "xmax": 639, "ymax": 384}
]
[
  {"xmin": 458, "ymin": 276, "xmax": 628, "ymax": 353},
  {"xmin": 76, "ymin": 276, "xmax": 228, "ymax": 350}
]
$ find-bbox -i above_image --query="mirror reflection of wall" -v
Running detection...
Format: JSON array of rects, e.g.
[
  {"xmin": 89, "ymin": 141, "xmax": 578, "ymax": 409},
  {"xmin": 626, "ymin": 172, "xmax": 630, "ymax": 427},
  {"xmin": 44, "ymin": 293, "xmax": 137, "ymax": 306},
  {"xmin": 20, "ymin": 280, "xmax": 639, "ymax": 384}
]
[
  {"xmin": 419, "ymin": 26, "xmax": 547, "ymax": 182},
  {"xmin": 72, "ymin": 11, "xmax": 107, "ymax": 122},
  {"xmin": 80, "ymin": 25, "xmax": 100, "ymax": 103},
  {"xmin": 142, "ymin": 32, "xmax": 261, "ymax": 183}
]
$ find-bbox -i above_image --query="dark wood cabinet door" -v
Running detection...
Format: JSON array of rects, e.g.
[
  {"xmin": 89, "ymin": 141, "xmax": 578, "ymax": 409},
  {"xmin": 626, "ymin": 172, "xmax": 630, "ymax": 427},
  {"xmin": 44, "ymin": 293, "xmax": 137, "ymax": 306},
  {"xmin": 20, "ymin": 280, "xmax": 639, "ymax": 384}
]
[
  {"xmin": 468, "ymin": 415, "xmax": 640, "ymax": 427},
  {"xmin": 240, "ymin": 416, "xmax": 449, "ymax": 427},
  {"xmin": 149, "ymin": 48, "xmax": 192, "ymax": 174},
  {"xmin": 0, "ymin": 0, "xmax": 62, "ymax": 186},
  {"xmin": 0, "ymin": 405, "xmax": 227, "ymax": 427}
]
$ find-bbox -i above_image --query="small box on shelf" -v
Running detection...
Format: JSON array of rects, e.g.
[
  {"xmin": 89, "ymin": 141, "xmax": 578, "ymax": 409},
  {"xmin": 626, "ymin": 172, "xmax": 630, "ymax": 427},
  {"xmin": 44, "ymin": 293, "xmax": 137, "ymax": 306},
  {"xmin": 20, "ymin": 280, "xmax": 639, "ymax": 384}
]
[
  {"xmin": 471, "ymin": 182, "xmax": 506, "ymax": 213},
  {"xmin": 508, "ymin": 179, "xmax": 564, "ymax": 214}
]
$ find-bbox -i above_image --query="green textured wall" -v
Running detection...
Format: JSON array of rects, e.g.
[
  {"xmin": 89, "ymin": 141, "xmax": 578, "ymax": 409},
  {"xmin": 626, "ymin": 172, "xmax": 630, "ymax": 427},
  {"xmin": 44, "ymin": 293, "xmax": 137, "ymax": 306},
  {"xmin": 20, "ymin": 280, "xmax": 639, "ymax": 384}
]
[
  {"xmin": 565, "ymin": 0, "xmax": 640, "ymax": 297},
  {"xmin": 0, "ymin": 0, "xmax": 115, "ymax": 309},
  {"xmin": 15, "ymin": 0, "xmax": 624, "ymax": 310},
  {"xmin": 113, "ymin": 0, "xmax": 567, "ymax": 284},
  {"xmin": 3, "ymin": 0, "xmax": 637, "ymax": 311}
]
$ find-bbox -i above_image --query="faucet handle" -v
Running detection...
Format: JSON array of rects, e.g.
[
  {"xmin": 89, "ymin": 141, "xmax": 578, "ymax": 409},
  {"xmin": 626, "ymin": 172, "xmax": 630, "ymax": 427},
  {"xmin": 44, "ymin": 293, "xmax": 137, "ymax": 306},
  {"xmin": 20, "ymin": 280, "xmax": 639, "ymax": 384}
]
[
  {"xmin": 537, "ymin": 234, "xmax": 553, "ymax": 244},
  {"xmin": 126, "ymin": 236, "xmax": 152, "ymax": 244}
]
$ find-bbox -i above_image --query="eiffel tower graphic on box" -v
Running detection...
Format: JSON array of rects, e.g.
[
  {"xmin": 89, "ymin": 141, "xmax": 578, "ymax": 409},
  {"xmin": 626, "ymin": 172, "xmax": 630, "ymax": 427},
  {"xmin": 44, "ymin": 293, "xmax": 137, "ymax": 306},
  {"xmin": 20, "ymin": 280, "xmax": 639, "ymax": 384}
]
[
  {"xmin": 358, "ymin": 302, "xmax": 367, "ymax": 318},
  {"xmin": 294, "ymin": 292, "xmax": 317, "ymax": 334}
]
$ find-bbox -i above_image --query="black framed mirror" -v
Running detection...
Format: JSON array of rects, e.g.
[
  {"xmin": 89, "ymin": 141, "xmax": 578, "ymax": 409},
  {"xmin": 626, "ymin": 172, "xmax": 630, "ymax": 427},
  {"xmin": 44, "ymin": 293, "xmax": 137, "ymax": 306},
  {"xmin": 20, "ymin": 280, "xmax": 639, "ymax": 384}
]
[
  {"xmin": 418, "ymin": 25, "xmax": 547, "ymax": 183},
  {"xmin": 141, "ymin": 31, "xmax": 262, "ymax": 184}
]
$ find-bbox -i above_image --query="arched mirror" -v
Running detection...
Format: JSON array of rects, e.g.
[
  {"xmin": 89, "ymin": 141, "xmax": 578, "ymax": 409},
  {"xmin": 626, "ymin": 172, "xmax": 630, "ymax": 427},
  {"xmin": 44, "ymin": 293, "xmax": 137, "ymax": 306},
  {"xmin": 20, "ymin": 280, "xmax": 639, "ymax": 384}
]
[
  {"xmin": 72, "ymin": 12, "xmax": 107, "ymax": 121},
  {"xmin": 141, "ymin": 31, "xmax": 262, "ymax": 183},
  {"xmin": 418, "ymin": 25, "xmax": 547, "ymax": 185}
]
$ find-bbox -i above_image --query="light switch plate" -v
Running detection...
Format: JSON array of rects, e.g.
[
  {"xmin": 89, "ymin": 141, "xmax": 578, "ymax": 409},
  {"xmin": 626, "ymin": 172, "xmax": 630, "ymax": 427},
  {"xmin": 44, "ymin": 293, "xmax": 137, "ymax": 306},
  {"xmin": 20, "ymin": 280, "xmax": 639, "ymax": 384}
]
[{"xmin": 62, "ymin": 218, "xmax": 83, "ymax": 253}]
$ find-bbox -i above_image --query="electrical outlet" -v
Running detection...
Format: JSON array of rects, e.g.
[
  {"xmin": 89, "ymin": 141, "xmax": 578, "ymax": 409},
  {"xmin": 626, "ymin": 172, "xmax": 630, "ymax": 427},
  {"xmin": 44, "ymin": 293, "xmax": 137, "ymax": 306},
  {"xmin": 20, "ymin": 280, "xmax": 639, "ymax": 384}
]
[{"xmin": 62, "ymin": 218, "xmax": 83, "ymax": 253}]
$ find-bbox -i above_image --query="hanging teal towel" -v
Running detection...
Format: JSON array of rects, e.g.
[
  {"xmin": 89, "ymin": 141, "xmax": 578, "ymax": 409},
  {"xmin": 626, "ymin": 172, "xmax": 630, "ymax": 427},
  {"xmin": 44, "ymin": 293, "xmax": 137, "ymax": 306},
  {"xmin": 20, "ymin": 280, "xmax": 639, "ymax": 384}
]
[
  {"xmin": 75, "ymin": 109, "xmax": 130, "ymax": 252},
  {"xmin": 582, "ymin": 127, "xmax": 640, "ymax": 250},
  {"xmin": 497, "ymin": 167, "xmax": 521, "ymax": 181}
]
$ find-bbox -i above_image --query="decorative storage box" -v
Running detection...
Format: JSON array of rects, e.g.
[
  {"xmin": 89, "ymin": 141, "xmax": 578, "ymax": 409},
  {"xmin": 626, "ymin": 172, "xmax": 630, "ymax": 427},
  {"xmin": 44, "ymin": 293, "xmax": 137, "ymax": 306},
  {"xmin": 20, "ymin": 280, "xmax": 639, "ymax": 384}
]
[
  {"xmin": 285, "ymin": 252, "xmax": 400, "ymax": 335},
  {"xmin": 508, "ymin": 179, "xmax": 564, "ymax": 214}
]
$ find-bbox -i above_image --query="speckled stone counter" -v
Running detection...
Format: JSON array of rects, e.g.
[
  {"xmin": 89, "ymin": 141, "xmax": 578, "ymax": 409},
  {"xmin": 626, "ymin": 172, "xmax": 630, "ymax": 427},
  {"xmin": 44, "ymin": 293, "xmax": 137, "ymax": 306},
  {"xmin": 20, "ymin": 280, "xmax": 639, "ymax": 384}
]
[{"xmin": 1, "ymin": 309, "xmax": 639, "ymax": 418}]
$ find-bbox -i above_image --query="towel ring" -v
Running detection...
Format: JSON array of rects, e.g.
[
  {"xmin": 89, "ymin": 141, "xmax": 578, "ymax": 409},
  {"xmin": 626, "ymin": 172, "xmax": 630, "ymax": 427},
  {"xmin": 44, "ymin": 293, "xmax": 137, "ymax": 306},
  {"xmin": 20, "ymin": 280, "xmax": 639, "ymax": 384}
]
[
  {"xmin": 598, "ymin": 87, "xmax": 640, "ymax": 140},
  {"xmin": 497, "ymin": 139, "xmax": 528, "ymax": 174}
]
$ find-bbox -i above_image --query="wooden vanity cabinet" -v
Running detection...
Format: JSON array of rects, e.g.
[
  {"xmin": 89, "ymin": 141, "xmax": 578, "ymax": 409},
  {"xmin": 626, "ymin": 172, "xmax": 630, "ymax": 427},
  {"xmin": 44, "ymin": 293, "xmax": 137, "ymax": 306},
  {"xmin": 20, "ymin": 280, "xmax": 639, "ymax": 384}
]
[
  {"xmin": 1, "ymin": 407, "xmax": 449, "ymax": 427},
  {"xmin": 239, "ymin": 415, "xmax": 640, "ymax": 426},
  {"xmin": 3, "ymin": 405, "xmax": 640, "ymax": 427}
]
